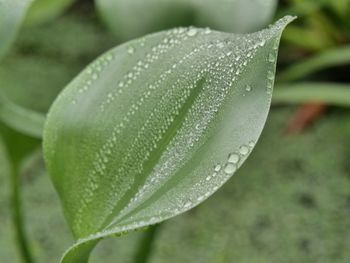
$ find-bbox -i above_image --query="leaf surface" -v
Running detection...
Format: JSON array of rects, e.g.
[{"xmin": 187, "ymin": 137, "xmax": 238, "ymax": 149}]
[{"xmin": 43, "ymin": 17, "xmax": 295, "ymax": 263}]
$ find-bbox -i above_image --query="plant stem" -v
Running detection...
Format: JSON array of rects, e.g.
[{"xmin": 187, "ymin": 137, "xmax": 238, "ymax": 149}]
[
  {"xmin": 133, "ymin": 224, "xmax": 160, "ymax": 263},
  {"xmin": 9, "ymin": 164, "xmax": 35, "ymax": 263}
]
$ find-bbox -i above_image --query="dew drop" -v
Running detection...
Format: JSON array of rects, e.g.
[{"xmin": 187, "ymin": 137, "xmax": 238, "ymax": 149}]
[
  {"xmin": 239, "ymin": 145, "xmax": 249, "ymax": 155},
  {"xmin": 127, "ymin": 46, "xmax": 135, "ymax": 54},
  {"xmin": 204, "ymin": 27, "xmax": 211, "ymax": 34},
  {"xmin": 187, "ymin": 28, "xmax": 197, "ymax": 37},
  {"xmin": 268, "ymin": 53, "xmax": 275, "ymax": 63},
  {"xmin": 214, "ymin": 164, "xmax": 221, "ymax": 172},
  {"xmin": 183, "ymin": 201, "xmax": 192, "ymax": 208},
  {"xmin": 245, "ymin": 85, "xmax": 252, "ymax": 92},
  {"xmin": 228, "ymin": 153, "xmax": 240, "ymax": 164},
  {"xmin": 224, "ymin": 163, "xmax": 236, "ymax": 175},
  {"xmin": 248, "ymin": 140, "xmax": 255, "ymax": 147}
]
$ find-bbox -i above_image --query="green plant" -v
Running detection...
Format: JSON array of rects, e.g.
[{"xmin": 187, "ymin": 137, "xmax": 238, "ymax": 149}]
[{"xmin": 1, "ymin": 1, "xmax": 349, "ymax": 263}]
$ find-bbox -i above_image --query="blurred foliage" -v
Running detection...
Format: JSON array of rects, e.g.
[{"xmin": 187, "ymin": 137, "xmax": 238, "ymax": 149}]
[
  {"xmin": 0, "ymin": 11, "xmax": 116, "ymax": 113},
  {"xmin": 24, "ymin": 0, "xmax": 75, "ymax": 27}
]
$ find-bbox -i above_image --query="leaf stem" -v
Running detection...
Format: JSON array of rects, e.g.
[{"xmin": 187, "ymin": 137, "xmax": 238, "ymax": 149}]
[
  {"xmin": 9, "ymin": 163, "xmax": 35, "ymax": 263},
  {"xmin": 133, "ymin": 224, "xmax": 160, "ymax": 263},
  {"xmin": 273, "ymin": 82, "xmax": 350, "ymax": 107}
]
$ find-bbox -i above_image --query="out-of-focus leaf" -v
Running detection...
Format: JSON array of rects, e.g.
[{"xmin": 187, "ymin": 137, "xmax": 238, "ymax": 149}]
[
  {"xmin": 0, "ymin": 13, "xmax": 117, "ymax": 137},
  {"xmin": 278, "ymin": 45, "xmax": 350, "ymax": 82},
  {"xmin": 96, "ymin": 0, "xmax": 277, "ymax": 41},
  {"xmin": 24, "ymin": 0, "xmax": 75, "ymax": 26},
  {"xmin": 273, "ymin": 83, "xmax": 350, "ymax": 107},
  {"xmin": 147, "ymin": 108, "xmax": 350, "ymax": 263},
  {"xmin": 43, "ymin": 17, "xmax": 294, "ymax": 263},
  {"xmin": 0, "ymin": 135, "xmax": 22, "ymax": 263},
  {"xmin": 0, "ymin": 94, "xmax": 45, "ymax": 138},
  {"xmin": 0, "ymin": 0, "xmax": 32, "ymax": 60}
]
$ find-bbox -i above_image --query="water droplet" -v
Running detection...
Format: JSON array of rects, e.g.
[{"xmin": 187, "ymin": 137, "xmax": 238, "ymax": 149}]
[
  {"xmin": 268, "ymin": 53, "xmax": 275, "ymax": 63},
  {"xmin": 224, "ymin": 163, "xmax": 236, "ymax": 175},
  {"xmin": 127, "ymin": 46, "xmax": 135, "ymax": 54},
  {"xmin": 206, "ymin": 175, "xmax": 211, "ymax": 181},
  {"xmin": 228, "ymin": 153, "xmax": 240, "ymax": 164},
  {"xmin": 204, "ymin": 28, "xmax": 211, "ymax": 34},
  {"xmin": 214, "ymin": 164, "xmax": 221, "ymax": 172},
  {"xmin": 239, "ymin": 145, "xmax": 249, "ymax": 155},
  {"xmin": 183, "ymin": 201, "xmax": 192, "ymax": 208},
  {"xmin": 187, "ymin": 28, "xmax": 197, "ymax": 37},
  {"xmin": 248, "ymin": 140, "xmax": 255, "ymax": 147},
  {"xmin": 245, "ymin": 85, "xmax": 252, "ymax": 92}
]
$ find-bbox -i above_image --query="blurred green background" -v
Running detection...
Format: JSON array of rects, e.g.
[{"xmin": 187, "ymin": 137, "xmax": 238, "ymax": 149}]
[{"xmin": 0, "ymin": 0, "xmax": 349, "ymax": 262}]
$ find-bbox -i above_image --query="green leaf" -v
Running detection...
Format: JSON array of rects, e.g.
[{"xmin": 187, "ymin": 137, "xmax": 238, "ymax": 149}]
[
  {"xmin": 0, "ymin": 0, "xmax": 32, "ymax": 60},
  {"xmin": 0, "ymin": 94, "xmax": 45, "ymax": 138},
  {"xmin": 278, "ymin": 45, "xmax": 350, "ymax": 82},
  {"xmin": 148, "ymin": 108, "xmax": 350, "ymax": 263},
  {"xmin": 43, "ymin": 16, "xmax": 295, "ymax": 263},
  {"xmin": 24, "ymin": 0, "xmax": 75, "ymax": 26},
  {"xmin": 96, "ymin": 0, "xmax": 277, "ymax": 41},
  {"xmin": 273, "ymin": 82, "xmax": 350, "ymax": 107}
]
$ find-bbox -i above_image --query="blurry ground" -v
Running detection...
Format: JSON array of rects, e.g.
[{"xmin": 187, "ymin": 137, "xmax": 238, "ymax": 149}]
[{"xmin": 0, "ymin": 5, "xmax": 349, "ymax": 263}]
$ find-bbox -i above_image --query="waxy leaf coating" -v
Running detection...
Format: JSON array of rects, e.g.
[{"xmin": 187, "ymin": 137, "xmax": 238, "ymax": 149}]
[{"xmin": 43, "ymin": 16, "xmax": 295, "ymax": 263}]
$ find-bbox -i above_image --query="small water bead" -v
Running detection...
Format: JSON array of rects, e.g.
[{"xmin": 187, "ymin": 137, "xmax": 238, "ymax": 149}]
[
  {"xmin": 267, "ymin": 70, "xmax": 274, "ymax": 80},
  {"xmin": 245, "ymin": 85, "xmax": 252, "ymax": 92},
  {"xmin": 183, "ymin": 201, "xmax": 192, "ymax": 208},
  {"xmin": 224, "ymin": 163, "xmax": 236, "ymax": 175},
  {"xmin": 187, "ymin": 28, "xmax": 197, "ymax": 37},
  {"xmin": 248, "ymin": 140, "xmax": 255, "ymax": 147},
  {"xmin": 228, "ymin": 153, "xmax": 240, "ymax": 164},
  {"xmin": 204, "ymin": 27, "xmax": 211, "ymax": 34},
  {"xmin": 217, "ymin": 42, "xmax": 225, "ymax": 49},
  {"xmin": 214, "ymin": 164, "xmax": 221, "ymax": 172},
  {"xmin": 106, "ymin": 54, "xmax": 113, "ymax": 61},
  {"xmin": 92, "ymin": 74, "xmax": 98, "ymax": 80},
  {"xmin": 239, "ymin": 145, "xmax": 249, "ymax": 155},
  {"xmin": 206, "ymin": 175, "xmax": 211, "ymax": 181},
  {"xmin": 268, "ymin": 53, "xmax": 275, "ymax": 63},
  {"xmin": 127, "ymin": 46, "xmax": 135, "ymax": 54}
]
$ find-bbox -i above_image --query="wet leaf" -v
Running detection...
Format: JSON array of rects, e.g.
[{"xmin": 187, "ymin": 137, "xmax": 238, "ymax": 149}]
[
  {"xmin": 43, "ymin": 17, "xmax": 295, "ymax": 263},
  {"xmin": 96, "ymin": 0, "xmax": 277, "ymax": 41}
]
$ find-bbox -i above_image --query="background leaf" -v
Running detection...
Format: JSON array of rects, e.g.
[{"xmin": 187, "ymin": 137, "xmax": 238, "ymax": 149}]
[
  {"xmin": 0, "ymin": 11, "xmax": 116, "ymax": 137},
  {"xmin": 0, "ymin": 0, "xmax": 32, "ymax": 60},
  {"xmin": 96, "ymin": 0, "xmax": 277, "ymax": 41},
  {"xmin": 273, "ymin": 83, "xmax": 350, "ymax": 107},
  {"xmin": 43, "ymin": 17, "xmax": 294, "ymax": 262},
  {"xmin": 24, "ymin": 0, "xmax": 75, "ymax": 26}
]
